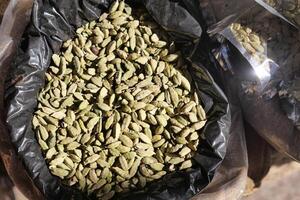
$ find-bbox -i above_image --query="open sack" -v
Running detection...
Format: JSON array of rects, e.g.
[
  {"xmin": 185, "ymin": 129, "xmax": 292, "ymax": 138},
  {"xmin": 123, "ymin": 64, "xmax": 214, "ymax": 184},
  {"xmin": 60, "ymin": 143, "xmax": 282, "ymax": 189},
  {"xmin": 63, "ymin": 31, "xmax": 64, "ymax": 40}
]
[{"xmin": 0, "ymin": 0, "xmax": 240, "ymax": 199}]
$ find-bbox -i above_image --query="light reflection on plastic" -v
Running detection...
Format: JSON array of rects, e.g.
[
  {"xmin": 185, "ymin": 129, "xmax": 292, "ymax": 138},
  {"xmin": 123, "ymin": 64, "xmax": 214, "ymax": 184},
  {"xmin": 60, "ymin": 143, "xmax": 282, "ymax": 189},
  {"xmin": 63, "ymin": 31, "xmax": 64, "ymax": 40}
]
[{"xmin": 253, "ymin": 59, "xmax": 271, "ymax": 81}]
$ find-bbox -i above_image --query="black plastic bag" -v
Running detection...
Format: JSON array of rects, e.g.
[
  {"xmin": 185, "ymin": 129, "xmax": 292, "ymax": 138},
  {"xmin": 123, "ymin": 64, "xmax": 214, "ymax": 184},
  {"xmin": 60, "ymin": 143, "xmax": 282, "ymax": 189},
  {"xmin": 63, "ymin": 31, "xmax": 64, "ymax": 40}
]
[
  {"xmin": 0, "ymin": 0, "xmax": 44, "ymax": 199},
  {"xmin": 3, "ymin": 0, "xmax": 230, "ymax": 199},
  {"xmin": 192, "ymin": 70, "xmax": 248, "ymax": 200}
]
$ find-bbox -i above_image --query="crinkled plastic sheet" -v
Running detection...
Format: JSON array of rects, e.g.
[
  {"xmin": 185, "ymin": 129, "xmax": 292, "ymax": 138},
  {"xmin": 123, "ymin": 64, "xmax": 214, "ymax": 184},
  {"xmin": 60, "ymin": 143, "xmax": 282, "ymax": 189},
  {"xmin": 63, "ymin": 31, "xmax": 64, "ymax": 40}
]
[
  {"xmin": 192, "ymin": 72, "xmax": 248, "ymax": 200},
  {"xmin": 0, "ymin": 0, "xmax": 43, "ymax": 199},
  {"xmin": 1, "ymin": 0, "xmax": 233, "ymax": 199},
  {"xmin": 187, "ymin": 24, "xmax": 248, "ymax": 199}
]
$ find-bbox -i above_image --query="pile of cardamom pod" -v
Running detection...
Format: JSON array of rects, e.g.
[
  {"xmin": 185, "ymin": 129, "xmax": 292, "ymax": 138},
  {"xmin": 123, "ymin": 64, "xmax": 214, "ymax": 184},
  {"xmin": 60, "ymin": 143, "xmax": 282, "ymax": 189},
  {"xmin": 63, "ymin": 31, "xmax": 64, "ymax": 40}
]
[
  {"xmin": 230, "ymin": 23, "xmax": 266, "ymax": 64},
  {"xmin": 32, "ymin": 0, "xmax": 207, "ymax": 199}
]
